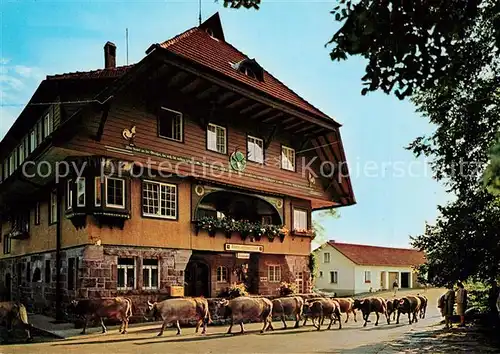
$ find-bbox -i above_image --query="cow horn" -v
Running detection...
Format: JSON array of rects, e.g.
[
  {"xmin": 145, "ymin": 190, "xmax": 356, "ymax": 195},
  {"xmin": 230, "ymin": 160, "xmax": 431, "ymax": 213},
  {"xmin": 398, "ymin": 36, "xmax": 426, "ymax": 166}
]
[{"xmin": 147, "ymin": 301, "xmax": 153, "ymax": 307}]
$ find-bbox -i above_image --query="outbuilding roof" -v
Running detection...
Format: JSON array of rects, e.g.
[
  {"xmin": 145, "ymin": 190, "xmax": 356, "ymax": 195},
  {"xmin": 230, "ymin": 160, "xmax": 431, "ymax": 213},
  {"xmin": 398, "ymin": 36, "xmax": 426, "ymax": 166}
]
[{"xmin": 327, "ymin": 241, "xmax": 425, "ymax": 267}]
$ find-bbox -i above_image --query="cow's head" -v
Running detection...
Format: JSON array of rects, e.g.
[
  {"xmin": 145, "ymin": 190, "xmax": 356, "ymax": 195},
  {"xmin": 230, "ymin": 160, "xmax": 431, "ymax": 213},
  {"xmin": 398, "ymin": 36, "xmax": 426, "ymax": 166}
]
[
  {"xmin": 144, "ymin": 301, "xmax": 158, "ymax": 321},
  {"xmin": 213, "ymin": 298, "xmax": 229, "ymax": 310},
  {"xmin": 353, "ymin": 299, "xmax": 364, "ymax": 310}
]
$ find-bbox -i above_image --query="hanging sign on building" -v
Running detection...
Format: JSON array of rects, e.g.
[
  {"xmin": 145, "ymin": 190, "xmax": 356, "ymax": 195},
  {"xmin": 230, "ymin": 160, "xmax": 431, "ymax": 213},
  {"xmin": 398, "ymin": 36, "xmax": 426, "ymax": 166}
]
[
  {"xmin": 236, "ymin": 252, "xmax": 250, "ymax": 259},
  {"xmin": 225, "ymin": 244, "xmax": 263, "ymax": 253}
]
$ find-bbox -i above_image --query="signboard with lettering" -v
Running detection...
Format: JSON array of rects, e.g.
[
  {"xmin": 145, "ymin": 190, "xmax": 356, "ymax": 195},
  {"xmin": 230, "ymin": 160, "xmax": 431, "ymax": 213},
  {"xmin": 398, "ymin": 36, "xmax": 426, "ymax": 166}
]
[
  {"xmin": 260, "ymin": 277, "xmax": 268, "ymax": 282},
  {"xmin": 236, "ymin": 252, "xmax": 250, "ymax": 259},
  {"xmin": 225, "ymin": 244, "xmax": 264, "ymax": 253}
]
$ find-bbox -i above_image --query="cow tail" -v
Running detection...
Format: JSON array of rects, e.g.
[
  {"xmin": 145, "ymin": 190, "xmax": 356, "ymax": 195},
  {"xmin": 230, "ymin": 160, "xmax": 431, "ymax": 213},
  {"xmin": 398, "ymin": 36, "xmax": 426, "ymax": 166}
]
[
  {"xmin": 18, "ymin": 304, "xmax": 30, "ymax": 326},
  {"xmin": 125, "ymin": 297, "xmax": 133, "ymax": 318},
  {"xmin": 205, "ymin": 302, "xmax": 213, "ymax": 324}
]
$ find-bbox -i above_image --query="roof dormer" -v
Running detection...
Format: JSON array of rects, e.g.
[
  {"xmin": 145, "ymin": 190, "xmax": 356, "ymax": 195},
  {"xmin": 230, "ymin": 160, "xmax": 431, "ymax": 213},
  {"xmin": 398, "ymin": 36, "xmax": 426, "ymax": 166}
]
[{"xmin": 231, "ymin": 58, "xmax": 264, "ymax": 82}]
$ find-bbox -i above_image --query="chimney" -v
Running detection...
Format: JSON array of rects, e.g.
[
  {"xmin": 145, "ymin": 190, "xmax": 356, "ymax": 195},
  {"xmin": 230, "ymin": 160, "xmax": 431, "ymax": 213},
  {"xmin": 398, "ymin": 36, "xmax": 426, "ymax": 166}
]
[
  {"xmin": 104, "ymin": 41, "xmax": 116, "ymax": 69},
  {"xmin": 329, "ymin": 239, "xmax": 335, "ymax": 243}
]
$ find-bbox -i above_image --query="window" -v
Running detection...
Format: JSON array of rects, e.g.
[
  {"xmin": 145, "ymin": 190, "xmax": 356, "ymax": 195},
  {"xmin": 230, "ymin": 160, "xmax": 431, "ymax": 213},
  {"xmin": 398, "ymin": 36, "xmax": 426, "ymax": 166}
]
[
  {"xmin": 142, "ymin": 180, "xmax": 177, "ymax": 219},
  {"xmin": 216, "ymin": 266, "xmax": 228, "ymax": 282},
  {"xmin": 364, "ymin": 271, "xmax": 372, "ymax": 283},
  {"xmin": 106, "ymin": 177, "xmax": 125, "ymax": 208},
  {"xmin": 16, "ymin": 263, "xmax": 22, "ymax": 286},
  {"xmin": 247, "ymin": 135, "xmax": 264, "ymax": 163},
  {"xmin": 142, "ymin": 259, "xmax": 159, "ymax": 290},
  {"xmin": 26, "ymin": 262, "xmax": 31, "ymax": 283},
  {"xmin": 242, "ymin": 66, "xmax": 257, "ymax": 79},
  {"xmin": 50, "ymin": 191, "xmax": 58, "ymax": 224},
  {"xmin": 293, "ymin": 208, "xmax": 308, "ymax": 231},
  {"xmin": 268, "ymin": 265, "xmax": 281, "ymax": 283},
  {"xmin": 295, "ymin": 271, "xmax": 305, "ymax": 293},
  {"xmin": 32, "ymin": 268, "xmax": 41, "ymax": 282},
  {"xmin": 76, "ymin": 178, "xmax": 86, "ymax": 207},
  {"xmin": 45, "ymin": 260, "xmax": 51, "ymax": 283},
  {"xmin": 18, "ymin": 143, "xmax": 24, "ymax": 166},
  {"xmin": 117, "ymin": 258, "xmax": 135, "ymax": 290},
  {"xmin": 158, "ymin": 107, "xmax": 183, "ymax": 142},
  {"xmin": 34, "ymin": 202, "xmax": 40, "ymax": 225},
  {"xmin": 207, "ymin": 123, "xmax": 226, "ymax": 154},
  {"xmin": 281, "ymin": 146, "xmax": 295, "ymax": 171},
  {"xmin": 330, "ymin": 271, "xmax": 338, "ymax": 284},
  {"xmin": 261, "ymin": 215, "xmax": 273, "ymax": 225},
  {"xmin": 95, "ymin": 177, "xmax": 102, "ymax": 207},
  {"xmin": 37, "ymin": 119, "xmax": 43, "ymax": 146},
  {"xmin": 30, "ymin": 130, "xmax": 36, "ymax": 153},
  {"xmin": 23, "ymin": 136, "xmax": 29, "ymax": 160},
  {"xmin": 66, "ymin": 179, "xmax": 73, "ymax": 210},
  {"xmin": 319, "ymin": 271, "xmax": 323, "ymax": 278},
  {"xmin": 68, "ymin": 258, "xmax": 75, "ymax": 290},
  {"xmin": 9, "ymin": 153, "xmax": 15, "ymax": 176},
  {"xmin": 3, "ymin": 235, "xmax": 11, "ymax": 254},
  {"xmin": 44, "ymin": 113, "xmax": 53, "ymax": 138},
  {"xmin": 323, "ymin": 252, "xmax": 331, "ymax": 263},
  {"xmin": 2, "ymin": 160, "xmax": 7, "ymax": 181}
]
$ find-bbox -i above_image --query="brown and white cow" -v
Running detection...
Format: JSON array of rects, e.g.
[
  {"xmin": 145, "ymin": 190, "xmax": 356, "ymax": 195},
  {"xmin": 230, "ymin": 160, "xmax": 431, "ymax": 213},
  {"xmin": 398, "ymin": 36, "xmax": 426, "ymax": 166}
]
[
  {"xmin": 269, "ymin": 296, "xmax": 304, "ymax": 329},
  {"xmin": 303, "ymin": 298, "xmax": 342, "ymax": 330},
  {"xmin": 0, "ymin": 301, "xmax": 31, "ymax": 341},
  {"xmin": 214, "ymin": 296, "xmax": 273, "ymax": 334},
  {"xmin": 333, "ymin": 298, "xmax": 357, "ymax": 323},
  {"xmin": 147, "ymin": 297, "xmax": 211, "ymax": 336},
  {"xmin": 69, "ymin": 297, "xmax": 132, "ymax": 334},
  {"xmin": 396, "ymin": 296, "xmax": 421, "ymax": 324},
  {"xmin": 416, "ymin": 294, "xmax": 428, "ymax": 319},
  {"xmin": 353, "ymin": 297, "xmax": 390, "ymax": 327}
]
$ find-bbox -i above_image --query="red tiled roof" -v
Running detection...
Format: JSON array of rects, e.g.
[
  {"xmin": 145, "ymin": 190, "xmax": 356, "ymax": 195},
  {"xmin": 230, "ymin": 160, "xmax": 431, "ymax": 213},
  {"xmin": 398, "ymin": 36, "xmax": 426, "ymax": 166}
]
[
  {"xmin": 46, "ymin": 65, "xmax": 134, "ymax": 80},
  {"xmin": 327, "ymin": 242, "xmax": 425, "ymax": 267},
  {"xmin": 159, "ymin": 27, "xmax": 332, "ymax": 120}
]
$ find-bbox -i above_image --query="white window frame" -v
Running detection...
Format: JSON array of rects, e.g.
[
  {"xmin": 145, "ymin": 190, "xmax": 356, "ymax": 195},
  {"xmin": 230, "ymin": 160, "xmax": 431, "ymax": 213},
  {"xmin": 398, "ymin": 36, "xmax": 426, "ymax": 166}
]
[
  {"xmin": 293, "ymin": 208, "xmax": 308, "ymax": 231},
  {"xmin": 117, "ymin": 258, "xmax": 135, "ymax": 290},
  {"xmin": 76, "ymin": 178, "xmax": 86, "ymax": 207},
  {"xmin": 281, "ymin": 145, "xmax": 295, "ymax": 171},
  {"xmin": 37, "ymin": 119, "xmax": 43, "ymax": 146},
  {"xmin": 142, "ymin": 259, "xmax": 159, "ymax": 290},
  {"xmin": 18, "ymin": 144, "xmax": 24, "ymax": 166},
  {"xmin": 9, "ymin": 152, "xmax": 15, "ymax": 175},
  {"xmin": 207, "ymin": 123, "xmax": 227, "ymax": 154},
  {"xmin": 142, "ymin": 180, "xmax": 177, "ymax": 219},
  {"xmin": 44, "ymin": 113, "xmax": 53, "ymax": 138},
  {"xmin": 323, "ymin": 252, "xmax": 331, "ymax": 264},
  {"xmin": 105, "ymin": 177, "xmax": 126, "ymax": 209},
  {"xmin": 30, "ymin": 130, "xmax": 36, "ymax": 153},
  {"xmin": 364, "ymin": 271, "xmax": 372, "ymax": 283},
  {"xmin": 330, "ymin": 271, "xmax": 338, "ymax": 284},
  {"xmin": 216, "ymin": 266, "xmax": 228, "ymax": 282},
  {"xmin": 268, "ymin": 265, "xmax": 281, "ymax": 283},
  {"xmin": 158, "ymin": 107, "xmax": 183, "ymax": 142},
  {"xmin": 66, "ymin": 179, "xmax": 73, "ymax": 210},
  {"xmin": 247, "ymin": 135, "xmax": 264, "ymax": 163},
  {"xmin": 50, "ymin": 191, "xmax": 58, "ymax": 224},
  {"xmin": 95, "ymin": 177, "xmax": 102, "ymax": 207}
]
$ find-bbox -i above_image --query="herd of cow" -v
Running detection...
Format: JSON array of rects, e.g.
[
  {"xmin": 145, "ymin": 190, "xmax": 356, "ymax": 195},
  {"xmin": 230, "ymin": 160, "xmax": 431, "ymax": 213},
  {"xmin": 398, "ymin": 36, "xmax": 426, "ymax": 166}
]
[{"xmin": 0, "ymin": 293, "xmax": 428, "ymax": 341}]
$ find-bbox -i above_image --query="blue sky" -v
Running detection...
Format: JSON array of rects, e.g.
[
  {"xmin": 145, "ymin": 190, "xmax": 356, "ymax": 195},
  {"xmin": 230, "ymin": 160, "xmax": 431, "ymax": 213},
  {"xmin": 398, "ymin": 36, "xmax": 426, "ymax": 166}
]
[{"xmin": 0, "ymin": 1, "xmax": 449, "ymax": 249}]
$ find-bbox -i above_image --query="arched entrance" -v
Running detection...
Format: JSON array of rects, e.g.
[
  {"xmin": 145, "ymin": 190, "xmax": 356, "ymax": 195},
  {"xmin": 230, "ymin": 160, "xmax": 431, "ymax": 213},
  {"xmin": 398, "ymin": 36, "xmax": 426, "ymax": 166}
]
[
  {"xmin": 4, "ymin": 273, "xmax": 11, "ymax": 301},
  {"xmin": 185, "ymin": 260, "xmax": 210, "ymax": 297}
]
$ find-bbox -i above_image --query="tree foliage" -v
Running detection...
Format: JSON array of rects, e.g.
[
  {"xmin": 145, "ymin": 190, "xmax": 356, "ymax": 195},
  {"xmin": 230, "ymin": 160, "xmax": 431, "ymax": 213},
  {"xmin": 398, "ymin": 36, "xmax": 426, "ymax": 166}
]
[{"xmin": 222, "ymin": 0, "xmax": 500, "ymax": 285}]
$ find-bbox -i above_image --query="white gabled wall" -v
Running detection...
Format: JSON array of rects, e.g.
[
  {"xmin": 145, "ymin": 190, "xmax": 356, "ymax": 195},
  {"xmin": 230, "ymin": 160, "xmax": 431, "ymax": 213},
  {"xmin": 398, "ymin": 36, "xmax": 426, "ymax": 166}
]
[
  {"xmin": 353, "ymin": 265, "xmax": 416, "ymax": 294},
  {"xmin": 313, "ymin": 244, "xmax": 355, "ymax": 295}
]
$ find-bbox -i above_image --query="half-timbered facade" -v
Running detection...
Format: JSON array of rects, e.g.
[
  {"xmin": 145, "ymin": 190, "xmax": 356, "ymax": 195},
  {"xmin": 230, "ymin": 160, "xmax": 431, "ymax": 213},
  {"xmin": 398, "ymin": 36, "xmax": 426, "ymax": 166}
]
[{"xmin": 0, "ymin": 13, "xmax": 355, "ymax": 316}]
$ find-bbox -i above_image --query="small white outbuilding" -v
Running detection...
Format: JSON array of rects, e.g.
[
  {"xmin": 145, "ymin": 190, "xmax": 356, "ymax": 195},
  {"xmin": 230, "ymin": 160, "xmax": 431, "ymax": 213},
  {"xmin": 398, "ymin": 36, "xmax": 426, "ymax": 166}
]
[{"xmin": 313, "ymin": 241, "xmax": 425, "ymax": 296}]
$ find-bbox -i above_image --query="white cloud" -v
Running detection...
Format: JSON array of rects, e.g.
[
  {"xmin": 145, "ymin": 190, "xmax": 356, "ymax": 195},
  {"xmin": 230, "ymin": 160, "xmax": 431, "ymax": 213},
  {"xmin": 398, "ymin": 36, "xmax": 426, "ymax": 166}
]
[{"xmin": 0, "ymin": 60, "xmax": 45, "ymax": 140}]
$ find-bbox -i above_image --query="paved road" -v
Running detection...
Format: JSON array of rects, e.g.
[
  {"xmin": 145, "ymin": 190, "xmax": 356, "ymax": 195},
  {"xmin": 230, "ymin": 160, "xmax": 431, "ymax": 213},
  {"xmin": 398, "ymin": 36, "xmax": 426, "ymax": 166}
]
[{"xmin": 3, "ymin": 289, "xmax": 443, "ymax": 354}]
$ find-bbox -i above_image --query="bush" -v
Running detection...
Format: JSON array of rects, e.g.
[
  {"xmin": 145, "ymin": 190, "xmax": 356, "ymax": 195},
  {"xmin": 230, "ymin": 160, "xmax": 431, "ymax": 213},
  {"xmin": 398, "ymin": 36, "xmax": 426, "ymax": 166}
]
[
  {"xmin": 278, "ymin": 282, "xmax": 297, "ymax": 297},
  {"xmin": 465, "ymin": 282, "xmax": 489, "ymax": 313},
  {"xmin": 217, "ymin": 283, "xmax": 249, "ymax": 299}
]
